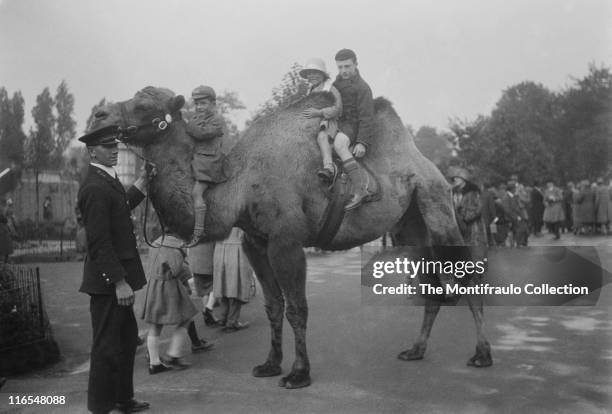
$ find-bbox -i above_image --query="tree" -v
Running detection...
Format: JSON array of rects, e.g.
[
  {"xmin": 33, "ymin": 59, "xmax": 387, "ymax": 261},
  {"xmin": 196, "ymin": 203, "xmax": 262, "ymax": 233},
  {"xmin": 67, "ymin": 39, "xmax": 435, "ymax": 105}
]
[
  {"xmin": 53, "ymin": 80, "xmax": 76, "ymax": 169},
  {"xmin": 0, "ymin": 89, "xmax": 27, "ymax": 167},
  {"xmin": 556, "ymin": 64, "xmax": 612, "ymax": 181},
  {"xmin": 25, "ymin": 87, "xmax": 56, "ymax": 230},
  {"xmin": 450, "ymin": 82, "xmax": 558, "ymax": 185},
  {"xmin": 250, "ymin": 63, "xmax": 310, "ymax": 122}
]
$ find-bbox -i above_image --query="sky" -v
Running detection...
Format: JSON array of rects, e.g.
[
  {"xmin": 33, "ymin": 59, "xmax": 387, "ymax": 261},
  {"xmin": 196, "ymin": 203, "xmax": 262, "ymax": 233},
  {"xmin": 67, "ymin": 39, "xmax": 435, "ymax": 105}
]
[{"xmin": 0, "ymin": 0, "xmax": 611, "ymax": 139}]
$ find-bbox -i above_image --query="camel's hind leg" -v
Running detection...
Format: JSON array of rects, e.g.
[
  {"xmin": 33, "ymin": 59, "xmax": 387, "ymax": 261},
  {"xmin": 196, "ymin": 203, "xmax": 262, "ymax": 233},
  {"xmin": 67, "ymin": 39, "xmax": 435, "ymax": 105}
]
[
  {"xmin": 267, "ymin": 236, "xmax": 311, "ymax": 389},
  {"xmin": 414, "ymin": 181, "xmax": 492, "ymax": 367},
  {"xmin": 242, "ymin": 235, "xmax": 284, "ymax": 378},
  {"xmin": 465, "ymin": 294, "xmax": 492, "ymax": 367}
]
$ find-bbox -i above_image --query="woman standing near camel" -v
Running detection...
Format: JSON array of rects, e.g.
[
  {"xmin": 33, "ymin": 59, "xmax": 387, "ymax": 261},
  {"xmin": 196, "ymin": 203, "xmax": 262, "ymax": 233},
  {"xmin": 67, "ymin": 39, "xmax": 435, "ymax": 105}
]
[{"xmin": 300, "ymin": 58, "xmax": 343, "ymax": 183}]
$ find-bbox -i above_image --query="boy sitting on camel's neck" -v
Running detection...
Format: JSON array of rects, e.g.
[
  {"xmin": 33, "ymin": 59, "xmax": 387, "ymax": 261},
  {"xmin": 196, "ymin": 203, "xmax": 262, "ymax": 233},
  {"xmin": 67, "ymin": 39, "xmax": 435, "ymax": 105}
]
[{"xmin": 185, "ymin": 85, "xmax": 226, "ymax": 245}]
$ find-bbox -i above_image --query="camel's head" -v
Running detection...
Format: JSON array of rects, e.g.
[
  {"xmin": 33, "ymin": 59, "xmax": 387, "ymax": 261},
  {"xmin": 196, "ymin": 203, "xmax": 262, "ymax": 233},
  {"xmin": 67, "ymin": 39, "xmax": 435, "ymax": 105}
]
[{"xmin": 90, "ymin": 86, "xmax": 185, "ymax": 146}]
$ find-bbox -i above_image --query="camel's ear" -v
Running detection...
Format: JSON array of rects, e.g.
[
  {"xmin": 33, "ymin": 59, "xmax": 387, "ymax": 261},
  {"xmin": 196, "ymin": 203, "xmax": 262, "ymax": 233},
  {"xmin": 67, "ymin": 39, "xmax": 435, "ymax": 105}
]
[{"xmin": 169, "ymin": 95, "xmax": 185, "ymax": 113}]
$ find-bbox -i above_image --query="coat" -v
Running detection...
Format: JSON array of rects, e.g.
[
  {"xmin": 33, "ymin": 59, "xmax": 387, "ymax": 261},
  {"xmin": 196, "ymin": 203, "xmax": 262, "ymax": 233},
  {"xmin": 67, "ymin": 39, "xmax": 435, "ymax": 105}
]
[
  {"xmin": 543, "ymin": 187, "xmax": 565, "ymax": 223},
  {"xmin": 187, "ymin": 110, "xmax": 226, "ymax": 183},
  {"xmin": 187, "ymin": 241, "xmax": 215, "ymax": 275},
  {"xmin": 594, "ymin": 184, "xmax": 611, "ymax": 224},
  {"xmin": 576, "ymin": 187, "xmax": 595, "ymax": 224},
  {"xmin": 530, "ymin": 187, "xmax": 545, "ymax": 224},
  {"xmin": 333, "ymin": 70, "xmax": 374, "ymax": 148},
  {"xmin": 141, "ymin": 236, "xmax": 198, "ymax": 325},
  {"xmin": 213, "ymin": 228, "xmax": 253, "ymax": 303},
  {"xmin": 501, "ymin": 192, "xmax": 528, "ymax": 228},
  {"xmin": 452, "ymin": 184, "xmax": 487, "ymax": 246},
  {"xmin": 77, "ymin": 165, "xmax": 146, "ymax": 295},
  {"xmin": 480, "ymin": 189, "xmax": 497, "ymax": 226}
]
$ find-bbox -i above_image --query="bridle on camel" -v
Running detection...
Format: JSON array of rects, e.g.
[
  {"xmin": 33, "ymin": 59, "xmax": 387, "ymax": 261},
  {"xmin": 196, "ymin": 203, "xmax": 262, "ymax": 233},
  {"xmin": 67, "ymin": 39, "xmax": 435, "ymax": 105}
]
[{"xmin": 115, "ymin": 101, "xmax": 179, "ymax": 250}]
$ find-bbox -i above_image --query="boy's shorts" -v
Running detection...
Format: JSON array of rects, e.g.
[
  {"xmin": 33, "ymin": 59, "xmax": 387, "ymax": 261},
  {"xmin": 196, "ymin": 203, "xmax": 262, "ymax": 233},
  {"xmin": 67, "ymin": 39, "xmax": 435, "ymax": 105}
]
[{"xmin": 193, "ymin": 273, "xmax": 213, "ymax": 297}]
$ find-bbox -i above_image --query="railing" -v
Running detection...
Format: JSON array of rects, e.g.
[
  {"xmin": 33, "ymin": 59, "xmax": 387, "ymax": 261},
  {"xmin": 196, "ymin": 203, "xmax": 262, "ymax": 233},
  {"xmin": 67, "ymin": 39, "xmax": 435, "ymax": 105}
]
[
  {"xmin": 0, "ymin": 264, "xmax": 61, "ymax": 374},
  {"xmin": 0, "ymin": 265, "xmax": 45, "ymax": 351}
]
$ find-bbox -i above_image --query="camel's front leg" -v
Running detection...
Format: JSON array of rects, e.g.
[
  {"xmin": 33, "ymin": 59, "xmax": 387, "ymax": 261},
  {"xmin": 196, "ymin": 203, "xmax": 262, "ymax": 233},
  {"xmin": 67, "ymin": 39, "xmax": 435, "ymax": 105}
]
[
  {"xmin": 398, "ymin": 299, "xmax": 441, "ymax": 360},
  {"xmin": 267, "ymin": 237, "xmax": 311, "ymax": 389},
  {"xmin": 242, "ymin": 236, "xmax": 284, "ymax": 378}
]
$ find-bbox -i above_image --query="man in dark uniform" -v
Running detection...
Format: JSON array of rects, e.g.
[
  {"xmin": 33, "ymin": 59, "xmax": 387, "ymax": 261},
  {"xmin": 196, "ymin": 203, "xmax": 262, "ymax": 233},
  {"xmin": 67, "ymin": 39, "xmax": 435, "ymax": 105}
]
[
  {"xmin": 77, "ymin": 125, "xmax": 151, "ymax": 414},
  {"xmin": 185, "ymin": 85, "xmax": 225, "ymax": 245},
  {"xmin": 332, "ymin": 48, "xmax": 375, "ymax": 211}
]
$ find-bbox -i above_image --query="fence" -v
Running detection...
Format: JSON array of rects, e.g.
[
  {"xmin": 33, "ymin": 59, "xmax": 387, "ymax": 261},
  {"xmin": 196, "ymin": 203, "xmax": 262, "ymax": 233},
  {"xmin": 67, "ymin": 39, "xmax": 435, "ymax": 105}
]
[
  {"xmin": 0, "ymin": 264, "xmax": 60, "ymax": 374},
  {"xmin": 10, "ymin": 219, "xmax": 79, "ymax": 261}
]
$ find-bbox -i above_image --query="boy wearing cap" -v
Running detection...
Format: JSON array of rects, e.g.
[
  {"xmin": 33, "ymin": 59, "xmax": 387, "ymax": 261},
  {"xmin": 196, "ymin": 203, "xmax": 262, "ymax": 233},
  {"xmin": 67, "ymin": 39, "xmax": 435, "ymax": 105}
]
[
  {"xmin": 300, "ymin": 58, "xmax": 343, "ymax": 182},
  {"xmin": 332, "ymin": 48, "xmax": 374, "ymax": 211},
  {"xmin": 77, "ymin": 125, "xmax": 151, "ymax": 414},
  {"xmin": 185, "ymin": 86, "xmax": 226, "ymax": 244}
]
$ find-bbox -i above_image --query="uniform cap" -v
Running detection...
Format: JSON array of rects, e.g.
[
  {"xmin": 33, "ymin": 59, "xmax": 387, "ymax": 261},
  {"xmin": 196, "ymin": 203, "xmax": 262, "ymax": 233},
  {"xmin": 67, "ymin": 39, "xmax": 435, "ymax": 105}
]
[{"xmin": 78, "ymin": 125, "xmax": 121, "ymax": 146}]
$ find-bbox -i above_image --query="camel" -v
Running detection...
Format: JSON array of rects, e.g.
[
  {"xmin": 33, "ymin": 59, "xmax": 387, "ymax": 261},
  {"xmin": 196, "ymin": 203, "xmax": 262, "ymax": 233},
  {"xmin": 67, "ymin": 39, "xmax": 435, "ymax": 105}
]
[{"xmin": 91, "ymin": 86, "xmax": 492, "ymax": 389}]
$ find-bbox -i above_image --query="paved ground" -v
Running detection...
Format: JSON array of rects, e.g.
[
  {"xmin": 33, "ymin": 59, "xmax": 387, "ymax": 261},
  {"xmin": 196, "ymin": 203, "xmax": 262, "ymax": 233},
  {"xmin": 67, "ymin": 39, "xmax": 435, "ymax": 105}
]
[{"xmin": 1, "ymin": 233, "xmax": 611, "ymax": 413}]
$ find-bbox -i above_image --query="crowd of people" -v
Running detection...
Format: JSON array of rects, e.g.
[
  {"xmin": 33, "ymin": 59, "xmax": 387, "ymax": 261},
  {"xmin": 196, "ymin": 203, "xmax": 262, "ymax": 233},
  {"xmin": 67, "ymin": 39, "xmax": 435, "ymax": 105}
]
[{"xmin": 450, "ymin": 170, "xmax": 612, "ymax": 249}]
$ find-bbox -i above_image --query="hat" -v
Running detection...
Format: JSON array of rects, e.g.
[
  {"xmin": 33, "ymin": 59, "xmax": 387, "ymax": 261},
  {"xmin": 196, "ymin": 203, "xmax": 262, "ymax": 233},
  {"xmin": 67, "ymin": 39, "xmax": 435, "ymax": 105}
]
[
  {"xmin": 299, "ymin": 58, "xmax": 329, "ymax": 79},
  {"xmin": 448, "ymin": 166, "xmax": 470, "ymax": 182},
  {"xmin": 335, "ymin": 48, "xmax": 357, "ymax": 62},
  {"xmin": 192, "ymin": 85, "xmax": 216, "ymax": 101},
  {"xmin": 78, "ymin": 125, "xmax": 121, "ymax": 146}
]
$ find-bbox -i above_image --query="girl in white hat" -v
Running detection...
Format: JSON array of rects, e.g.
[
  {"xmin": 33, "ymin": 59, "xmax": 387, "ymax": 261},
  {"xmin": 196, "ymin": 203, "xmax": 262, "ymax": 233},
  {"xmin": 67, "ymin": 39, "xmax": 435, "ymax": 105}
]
[{"xmin": 300, "ymin": 58, "xmax": 343, "ymax": 182}]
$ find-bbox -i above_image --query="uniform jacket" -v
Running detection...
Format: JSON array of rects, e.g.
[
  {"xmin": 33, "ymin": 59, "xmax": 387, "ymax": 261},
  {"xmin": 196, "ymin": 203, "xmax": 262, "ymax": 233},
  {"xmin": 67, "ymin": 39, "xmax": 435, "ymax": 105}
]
[
  {"xmin": 78, "ymin": 165, "xmax": 146, "ymax": 295},
  {"xmin": 333, "ymin": 70, "xmax": 374, "ymax": 148}
]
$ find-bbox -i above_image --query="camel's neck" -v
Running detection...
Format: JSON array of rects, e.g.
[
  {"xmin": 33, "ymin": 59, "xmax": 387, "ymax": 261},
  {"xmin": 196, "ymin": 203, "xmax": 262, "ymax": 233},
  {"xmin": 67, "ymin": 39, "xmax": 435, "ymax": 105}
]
[
  {"xmin": 143, "ymin": 121, "xmax": 243, "ymax": 242},
  {"xmin": 202, "ymin": 167, "xmax": 243, "ymax": 241}
]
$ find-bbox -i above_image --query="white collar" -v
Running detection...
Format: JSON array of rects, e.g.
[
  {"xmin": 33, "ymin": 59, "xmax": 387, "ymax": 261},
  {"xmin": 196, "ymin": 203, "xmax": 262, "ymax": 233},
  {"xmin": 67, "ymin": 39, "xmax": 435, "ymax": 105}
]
[{"xmin": 91, "ymin": 162, "xmax": 117, "ymax": 179}]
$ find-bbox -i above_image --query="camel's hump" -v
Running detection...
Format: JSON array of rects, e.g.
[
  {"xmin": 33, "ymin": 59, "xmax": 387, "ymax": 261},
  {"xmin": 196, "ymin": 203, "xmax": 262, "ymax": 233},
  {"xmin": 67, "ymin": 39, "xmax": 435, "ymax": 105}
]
[{"xmin": 373, "ymin": 97, "xmax": 394, "ymax": 114}]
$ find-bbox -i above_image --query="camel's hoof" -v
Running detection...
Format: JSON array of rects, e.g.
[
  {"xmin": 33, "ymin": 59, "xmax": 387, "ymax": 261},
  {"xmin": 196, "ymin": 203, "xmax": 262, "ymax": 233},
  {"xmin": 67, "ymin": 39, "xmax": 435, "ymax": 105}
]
[
  {"xmin": 278, "ymin": 370, "xmax": 311, "ymax": 389},
  {"xmin": 252, "ymin": 361, "xmax": 282, "ymax": 377},
  {"xmin": 467, "ymin": 342, "xmax": 493, "ymax": 368},
  {"xmin": 397, "ymin": 344, "xmax": 426, "ymax": 361}
]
